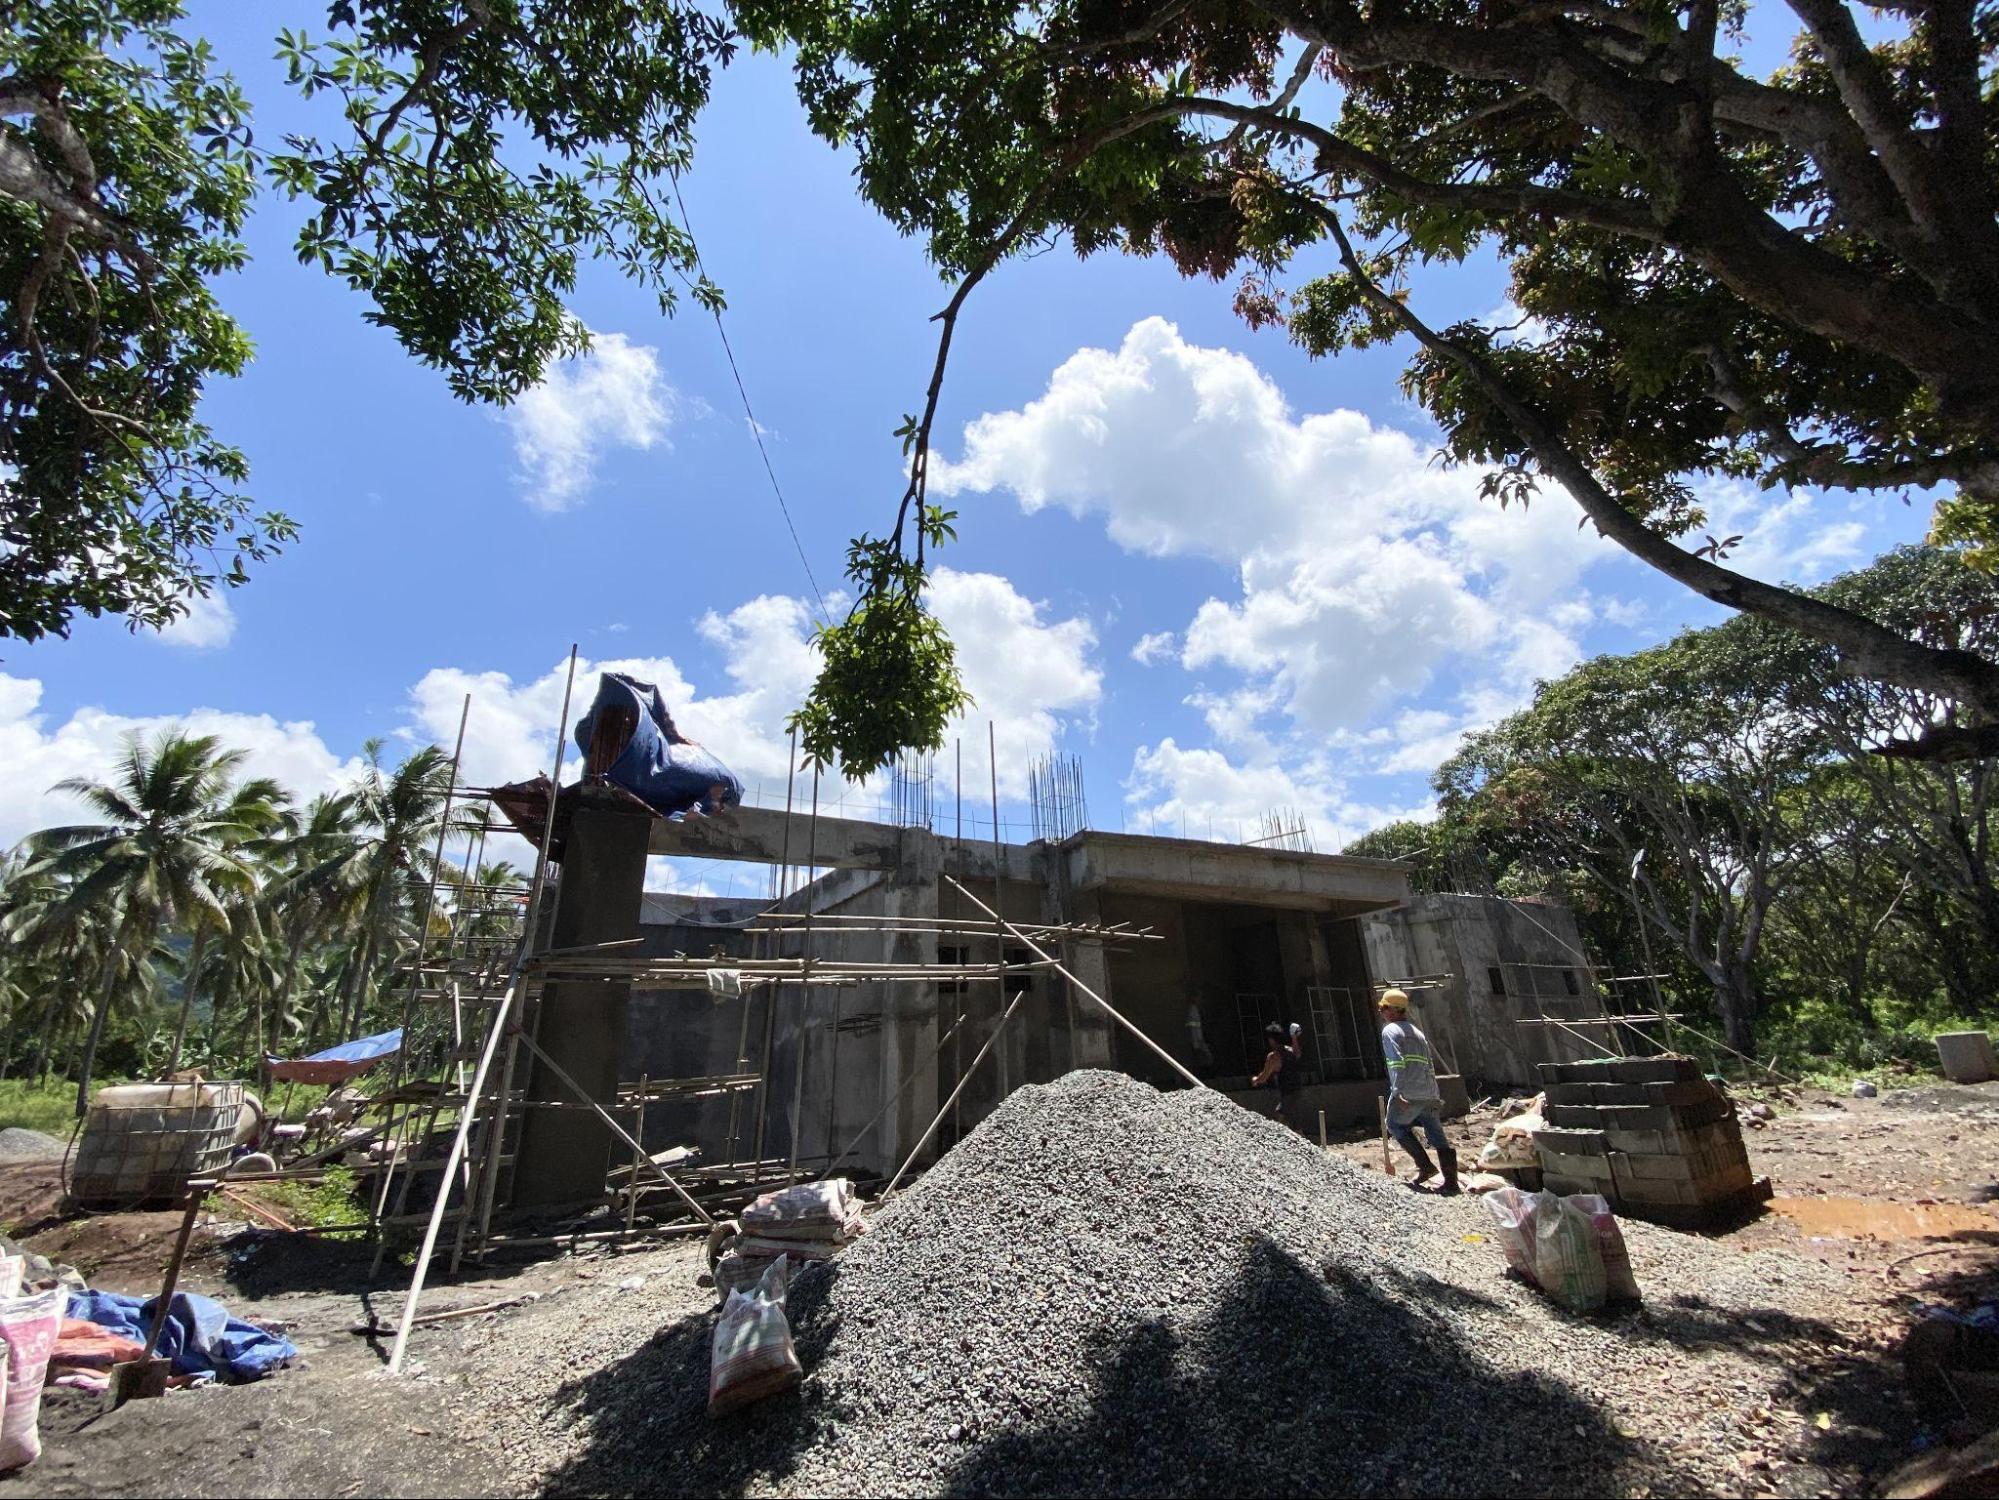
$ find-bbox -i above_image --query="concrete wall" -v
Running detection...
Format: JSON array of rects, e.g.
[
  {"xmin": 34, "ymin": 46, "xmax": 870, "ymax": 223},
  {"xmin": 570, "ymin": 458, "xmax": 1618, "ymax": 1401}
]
[{"xmin": 1360, "ymin": 894, "xmax": 1603, "ymax": 1092}]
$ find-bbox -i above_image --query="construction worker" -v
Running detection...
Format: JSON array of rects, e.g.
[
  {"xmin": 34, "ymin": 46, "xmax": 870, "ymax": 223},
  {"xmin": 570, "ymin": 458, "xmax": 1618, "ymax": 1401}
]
[
  {"xmin": 1378, "ymin": 989, "xmax": 1458, "ymax": 1194},
  {"xmin": 1250, "ymin": 1021, "xmax": 1302, "ymax": 1130}
]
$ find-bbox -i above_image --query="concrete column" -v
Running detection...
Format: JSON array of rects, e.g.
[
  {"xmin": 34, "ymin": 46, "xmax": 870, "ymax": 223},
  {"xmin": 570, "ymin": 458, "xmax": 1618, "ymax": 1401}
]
[
  {"xmin": 874, "ymin": 830, "xmax": 941, "ymax": 1176},
  {"xmin": 1060, "ymin": 888, "xmax": 1118, "ymax": 1070},
  {"xmin": 512, "ymin": 802, "xmax": 650, "ymax": 1208}
]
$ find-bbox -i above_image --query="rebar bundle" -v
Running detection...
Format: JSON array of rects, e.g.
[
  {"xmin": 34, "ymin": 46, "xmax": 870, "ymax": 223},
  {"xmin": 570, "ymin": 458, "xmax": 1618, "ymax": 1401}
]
[{"xmin": 1027, "ymin": 752, "xmax": 1089, "ymax": 843}]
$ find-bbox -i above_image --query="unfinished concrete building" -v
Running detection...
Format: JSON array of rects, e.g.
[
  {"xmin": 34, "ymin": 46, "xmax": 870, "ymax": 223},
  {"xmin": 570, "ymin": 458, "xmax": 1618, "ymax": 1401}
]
[{"xmin": 507, "ymin": 792, "xmax": 1611, "ymax": 1205}]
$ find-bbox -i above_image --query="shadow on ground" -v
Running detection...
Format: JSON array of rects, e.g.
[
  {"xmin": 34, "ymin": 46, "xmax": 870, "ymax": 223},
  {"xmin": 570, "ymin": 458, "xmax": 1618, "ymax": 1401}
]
[{"xmin": 532, "ymin": 1237, "xmax": 1804, "ymax": 1499}]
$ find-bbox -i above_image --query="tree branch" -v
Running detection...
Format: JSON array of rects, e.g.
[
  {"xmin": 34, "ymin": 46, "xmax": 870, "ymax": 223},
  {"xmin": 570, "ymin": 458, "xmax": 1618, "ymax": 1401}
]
[{"xmin": 1304, "ymin": 195, "xmax": 1999, "ymax": 741}]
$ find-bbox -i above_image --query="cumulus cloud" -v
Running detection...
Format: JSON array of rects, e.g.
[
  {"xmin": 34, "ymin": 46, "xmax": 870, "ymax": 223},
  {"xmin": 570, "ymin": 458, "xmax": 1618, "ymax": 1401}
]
[
  {"xmin": 507, "ymin": 331, "xmax": 674, "ymax": 511},
  {"xmin": 0, "ymin": 673, "xmax": 365, "ymax": 852},
  {"xmin": 155, "ymin": 590, "xmax": 237, "ymax": 650},
  {"xmin": 405, "ymin": 567, "xmax": 1102, "ymax": 848},
  {"xmin": 1130, "ymin": 630, "xmax": 1178, "ymax": 666},
  {"xmin": 932, "ymin": 317, "xmax": 1619, "ymax": 791},
  {"xmin": 1123, "ymin": 738, "xmax": 1429, "ymax": 852},
  {"xmin": 1702, "ymin": 480, "xmax": 1868, "ymax": 586}
]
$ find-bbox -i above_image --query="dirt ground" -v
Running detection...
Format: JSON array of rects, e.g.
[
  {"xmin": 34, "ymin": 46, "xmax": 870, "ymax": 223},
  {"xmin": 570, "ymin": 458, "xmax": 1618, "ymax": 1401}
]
[{"xmin": 2, "ymin": 1081, "xmax": 1995, "ymax": 1499}]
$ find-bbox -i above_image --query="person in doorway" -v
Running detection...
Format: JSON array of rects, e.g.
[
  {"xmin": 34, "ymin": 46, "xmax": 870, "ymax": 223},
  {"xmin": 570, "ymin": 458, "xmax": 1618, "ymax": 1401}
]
[
  {"xmin": 1250, "ymin": 1021, "xmax": 1302, "ymax": 1130},
  {"xmin": 1184, "ymin": 999, "xmax": 1215, "ymax": 1073},
  {"xmin": 1378, "ymin": 989, "xmax": 1458, "ymax": 1194}
]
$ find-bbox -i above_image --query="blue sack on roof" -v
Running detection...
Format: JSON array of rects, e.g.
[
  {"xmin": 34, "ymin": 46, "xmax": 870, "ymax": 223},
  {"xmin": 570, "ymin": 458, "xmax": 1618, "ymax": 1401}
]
[{"xmin": 574, "ymin": 672, "xmax": 744, "ymax": 820}]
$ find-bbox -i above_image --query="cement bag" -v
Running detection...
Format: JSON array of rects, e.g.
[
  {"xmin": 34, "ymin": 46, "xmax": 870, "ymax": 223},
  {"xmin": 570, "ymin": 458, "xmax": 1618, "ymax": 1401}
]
[
  {"xmin": 0, "ymin": 1287, "xmax": 65, "ymax": 1469},
  {"xmin": 740, "ymin": 1180, "xmax": 856, "ymax": 1238},
  {"xmin": 0, "ymin": 1257, "xmax": 21, "ymax": 1299},
  {"xmin": 708, "ymin": 1256, "xmax": 801, "ymax": 1417},
  {"xmin": 1476, "ymin": 1095, "xmax": 1546, "ymax": 1171},
  {"xmin": 1481, "ymin": 1187, "xmax": 1543, "ymax": 1280},
  {"xmin": 714, "ymin": 1250, "xmax": 780, "ymax": 1297},
  {"xmin": 1566, "ymin": 1194, "xmax": 1641, "ymax": 1303},
  {"xmin": 1533, "ymin": 1196, "xmax": 1608, "ymax": 1314}
]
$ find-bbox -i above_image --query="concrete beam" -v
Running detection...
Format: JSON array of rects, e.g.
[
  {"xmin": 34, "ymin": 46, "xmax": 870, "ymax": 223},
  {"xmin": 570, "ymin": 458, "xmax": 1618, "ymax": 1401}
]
[{"xmin": 1057, "ymin": 832, "xmax": 1410, "ymax": 915}]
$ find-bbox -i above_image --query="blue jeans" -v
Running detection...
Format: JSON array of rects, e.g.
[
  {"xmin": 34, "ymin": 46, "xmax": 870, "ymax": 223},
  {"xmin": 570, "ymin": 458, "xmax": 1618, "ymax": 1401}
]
[{"xmin": 1387, "ymin": 1107, "xmax": 1447, "ymax": 1159}]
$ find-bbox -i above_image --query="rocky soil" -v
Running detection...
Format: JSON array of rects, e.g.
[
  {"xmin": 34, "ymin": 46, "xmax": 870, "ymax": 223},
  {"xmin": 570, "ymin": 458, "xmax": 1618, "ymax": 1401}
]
[{"xmin": 453, "ymin": 1071, "xmax": 1887, "ymax": 1498}]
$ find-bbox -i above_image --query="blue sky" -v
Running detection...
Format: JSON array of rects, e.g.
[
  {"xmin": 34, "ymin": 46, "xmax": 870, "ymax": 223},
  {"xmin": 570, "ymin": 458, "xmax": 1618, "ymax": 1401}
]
[{"xmin": 1, "ymin": 5, "xmax": 1933, "ymax": 893}]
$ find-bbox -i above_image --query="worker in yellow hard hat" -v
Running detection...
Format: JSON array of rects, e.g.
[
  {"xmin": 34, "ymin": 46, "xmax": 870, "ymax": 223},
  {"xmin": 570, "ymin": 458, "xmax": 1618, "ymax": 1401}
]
[{"xmin": 1378, "ymin": 988, "xmax": 1457, "ymax": 1194}]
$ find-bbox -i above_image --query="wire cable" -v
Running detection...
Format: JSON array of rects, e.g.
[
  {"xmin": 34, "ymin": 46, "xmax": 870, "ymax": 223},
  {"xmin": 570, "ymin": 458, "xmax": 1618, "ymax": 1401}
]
[{"xmin": 668, "ymin": 173, "xmax": 830, "ymax": 624}]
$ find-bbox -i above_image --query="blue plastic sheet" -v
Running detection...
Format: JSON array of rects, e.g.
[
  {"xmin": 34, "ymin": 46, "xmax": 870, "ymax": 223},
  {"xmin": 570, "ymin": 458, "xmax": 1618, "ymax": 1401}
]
[
  {"xmin": 267, "ymin": 1027, "xmax": 402, "ymax": 1084},
  {"xmin": 67, "ymin": 1289, "xmax": 297, "ymax": 1383},
  {"xmin": 573, "ymin": 672, "xmax": 744, "ymax": 819}
]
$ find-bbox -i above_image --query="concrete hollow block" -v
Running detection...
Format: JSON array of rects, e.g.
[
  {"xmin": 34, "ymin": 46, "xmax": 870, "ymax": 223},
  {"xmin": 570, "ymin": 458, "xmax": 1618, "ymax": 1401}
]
[{"xmin": 1934, "ymin": 1031, "xmax": 1998, "ymax": 1085}]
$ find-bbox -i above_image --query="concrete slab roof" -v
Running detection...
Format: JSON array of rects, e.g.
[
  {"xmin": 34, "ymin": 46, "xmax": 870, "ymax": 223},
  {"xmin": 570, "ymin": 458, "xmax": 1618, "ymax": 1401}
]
[
  {"xmin": 1054, "ymin": 830, "xmax": 1410, "ymax": 916},
  {"xmin": 646, "ymin": 806, "xmax": 1410, "ymax": 916}
]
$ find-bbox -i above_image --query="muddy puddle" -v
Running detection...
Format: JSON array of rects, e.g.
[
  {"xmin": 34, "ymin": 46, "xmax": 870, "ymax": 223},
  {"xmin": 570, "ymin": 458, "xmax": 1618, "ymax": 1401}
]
[{"xmin": 1768, "ymin": 1195, "xmax": 1999, "ymax": 1241}]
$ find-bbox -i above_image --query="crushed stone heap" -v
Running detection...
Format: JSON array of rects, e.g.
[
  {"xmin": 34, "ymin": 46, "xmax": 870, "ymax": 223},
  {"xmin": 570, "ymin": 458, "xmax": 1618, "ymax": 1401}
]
[{"xmin": 522, "ymin": 1070, "xmax": 1828, "ymax": 1498}]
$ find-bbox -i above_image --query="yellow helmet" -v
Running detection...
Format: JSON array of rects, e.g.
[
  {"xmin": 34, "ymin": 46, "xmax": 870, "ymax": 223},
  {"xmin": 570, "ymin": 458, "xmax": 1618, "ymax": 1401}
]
[{"xmin": 1378, "ymin": 987, "xmax": 1411, "ymax": 1011}]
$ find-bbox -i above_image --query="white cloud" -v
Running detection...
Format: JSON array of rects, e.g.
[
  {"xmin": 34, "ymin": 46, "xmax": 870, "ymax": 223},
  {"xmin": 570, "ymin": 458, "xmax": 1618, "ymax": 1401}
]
[
  {"xmin": 155, "ymin": 590, "xmax": 236, "ymax": 650},
  {"xmin": 932, "ymin": 317, "xmax": 1617, "ymax": 783},
  {"xmin": 0, "ymin": 673, "xmax": 365, "ymax": 853},
  {"xmin": 1130, "ymin": 630, "xmax": 1178, "ymax": 666},
  {"xmin": 404, "ymin": 567, "xmax": 1102, "ymax": 857},
  {"xmin": 1702, "ymin": 480, "xmax": 1867, "ymax": 585},
  {"xmin": 506, "ymin": 331, "xmax": 674, "ymax": 511},
  {"xmin": 1123, "ymin": 738, "xmax": 1429, "ymax": 852}
]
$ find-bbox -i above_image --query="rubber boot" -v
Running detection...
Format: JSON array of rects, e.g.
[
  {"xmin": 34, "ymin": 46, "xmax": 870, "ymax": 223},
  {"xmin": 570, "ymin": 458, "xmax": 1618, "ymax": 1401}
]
[
  {"xmin": 1437, "ymin": 1145, "xmax": 1461, "ymax": 1196},
  {"xmin": 1402, "ymin": 1142, "xmax": 1437, "ymax": 1190}
]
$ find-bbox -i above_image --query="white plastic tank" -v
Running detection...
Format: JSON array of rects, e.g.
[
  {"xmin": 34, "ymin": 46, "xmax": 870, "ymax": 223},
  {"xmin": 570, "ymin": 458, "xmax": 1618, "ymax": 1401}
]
[{"xmin": 70, "ymin": 1081, "xmax": 246, "ymax": 1206}]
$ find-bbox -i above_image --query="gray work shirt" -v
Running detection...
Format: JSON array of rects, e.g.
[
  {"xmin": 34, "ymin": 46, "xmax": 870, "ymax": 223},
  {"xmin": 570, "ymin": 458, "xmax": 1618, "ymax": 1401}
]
[{"xmin": 1381, "ymin": 1019, "xmax": 1442, "ymax": 1125}]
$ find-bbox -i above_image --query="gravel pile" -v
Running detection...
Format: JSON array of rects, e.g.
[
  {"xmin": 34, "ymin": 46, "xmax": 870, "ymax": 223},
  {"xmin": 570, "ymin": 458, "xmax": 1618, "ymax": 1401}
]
[
  {"xmin": 467, "ymin": 1070, "xmax": 1869, "ymax": 1498},
  {"xmin": 0, "ymin": 1127, "xmax": 67, "ymax": 1160}
]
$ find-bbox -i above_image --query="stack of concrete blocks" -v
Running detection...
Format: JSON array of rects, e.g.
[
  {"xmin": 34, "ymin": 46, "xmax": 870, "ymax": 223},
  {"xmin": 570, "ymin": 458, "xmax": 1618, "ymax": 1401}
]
[{"xmin": 1530, "ymin": 1055, "xmax": 1771, "ymax": 1228}]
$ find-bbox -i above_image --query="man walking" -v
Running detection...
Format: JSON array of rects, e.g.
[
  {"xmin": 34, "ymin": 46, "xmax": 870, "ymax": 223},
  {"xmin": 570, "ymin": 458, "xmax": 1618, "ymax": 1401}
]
[
  {"xmin": 1378, "ymin": 989, "xmax": 1458, "ymax": 1194},
  {"xmin": 1250, "ymin": 1021, "xmax": 1303, "ymax": 1131}
]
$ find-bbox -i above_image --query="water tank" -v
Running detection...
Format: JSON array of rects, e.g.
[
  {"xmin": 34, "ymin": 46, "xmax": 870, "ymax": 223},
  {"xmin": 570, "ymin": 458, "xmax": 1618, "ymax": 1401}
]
[{"xmin": 70, "ymin": 1081, "xmax": 246, "ymax": 1207}]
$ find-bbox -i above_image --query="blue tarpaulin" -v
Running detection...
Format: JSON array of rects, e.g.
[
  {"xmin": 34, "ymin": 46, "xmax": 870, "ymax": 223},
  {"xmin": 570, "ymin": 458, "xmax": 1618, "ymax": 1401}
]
[
  {"xmin": 67, "ymin": 1289, "xmax": 297, "ymax": 1382},
  {"xmin": 266, "ymin": 1027, "xmax": 402, "ymax": 1084},
  {"xmin": 574, "ymin": 672, "xmax": 744, "ymax": 820}
]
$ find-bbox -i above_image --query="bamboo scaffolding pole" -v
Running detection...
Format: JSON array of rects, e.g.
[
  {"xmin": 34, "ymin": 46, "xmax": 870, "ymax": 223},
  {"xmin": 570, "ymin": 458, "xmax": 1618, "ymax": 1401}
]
[
  {"xmin": 373, "ymin": 695, "xmax": 472, "ymax": 1272},
  {"xmin": 787, "ymin": 761, "xmax": 822, "ymax": 1185},
  {"xmin": 944, "ymin": 876, "xmax": 1208, "ymax": 1093},
  {"xmin": 751, "ymin": 728, "xmax": 797, "ymax": 1176},
  {"xmin": 466, "ymin": 644, "xmax": 577, "ymax": 1266},
  {"xmin": 825, "ymin": 1011, "xmax": 968, "ymax": 1177},
  {"xmin": 508, "ymin": 1029, "xmax": 713, "ymax": 1226},
  {"xmin": 954, "ymin": 736, "xmax": 964, "ymax": 1145},
  {"xmin": 625, "ymin": 1075, "xmax": 648, "ymax": 1236},
  {"xmin": 883, "ymin": 975, "xmax": 1034, "ymax": 1197},
  {"xmin": 989, "ymin": 720, "xmax": 1008, "ymax": 1103},
  {"xmin": 386, "ymin": 960, "xmax": 520, "ymax": 1376}
]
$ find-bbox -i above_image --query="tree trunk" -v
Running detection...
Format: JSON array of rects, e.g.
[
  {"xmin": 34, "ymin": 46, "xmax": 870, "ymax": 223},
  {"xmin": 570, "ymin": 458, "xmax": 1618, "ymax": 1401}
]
[
  {"xmin": 163, "ymin": 928, "xmax": 208, "ymax": 1079},
  {"xmin": 74, "ymin": 956, "xmax": 121, "ymax": 1118},
  {"xmin": 25, "ymin": 996, "xmax": 59, "ymax": 1084},
  {"xmin": 270, "ymin": 934, "xmax": 305, "ymax": 1056},
  {"xmin": 1714, "ymin": 960, "xmax": 1759, "ymax": 1057}
]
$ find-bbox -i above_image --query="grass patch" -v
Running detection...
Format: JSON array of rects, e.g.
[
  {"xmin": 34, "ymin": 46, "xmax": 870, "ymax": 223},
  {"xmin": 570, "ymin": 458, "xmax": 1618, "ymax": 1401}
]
[
  {"xmin": 252, "ymin": 1165, "xmax": 367, "ymax": 1238},
  {"xmin": 0, "ymin": 1078, "xmax": 82, "ymax": 1138}
]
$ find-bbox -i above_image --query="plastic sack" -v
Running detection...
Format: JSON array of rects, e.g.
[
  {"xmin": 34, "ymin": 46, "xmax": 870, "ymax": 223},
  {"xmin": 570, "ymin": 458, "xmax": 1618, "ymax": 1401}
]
[
  {"xmin": 1533, "ymin": 1196, "xmax": 1608, "ymax": 1314},
  {"xmin": 0, "ymin": 1258, "xmax": 20, "ymax": 1300},
  {"xmin": 1566, "ymin": 1194, "xmax": 1641, "ymax": 1303},
  {"xmin": 0, "ymin": 1287, "xmax": 66, "ymax": 1469},
  {"xmin": 740, "ymin": 1180, "xmax": 859, "ymax": 1240},
  {"xmin": 709, "ymin": 1256, "xmax": 801, "ymax": 1417},
  {"xmin": 1481, "ymin": 1187, "xmax": 1543, "ymax": 1280}
]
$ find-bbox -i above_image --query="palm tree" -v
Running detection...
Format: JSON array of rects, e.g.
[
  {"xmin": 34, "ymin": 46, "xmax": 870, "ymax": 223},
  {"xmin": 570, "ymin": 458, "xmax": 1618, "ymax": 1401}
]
[
  {"xmin": 163, "ymin": 775, "xmax": 289, "ymax": 1075},
  {"xmin": 27, "ymin": 731, "xmax": 268, "ymax": 1114},
  {"xmin": 333, "ymin": 742, "xmax": 454, "ymax": 1042},
  {"xmin": 262, "ymin": 791, "xmax": 365, "ymax": 1058}
]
